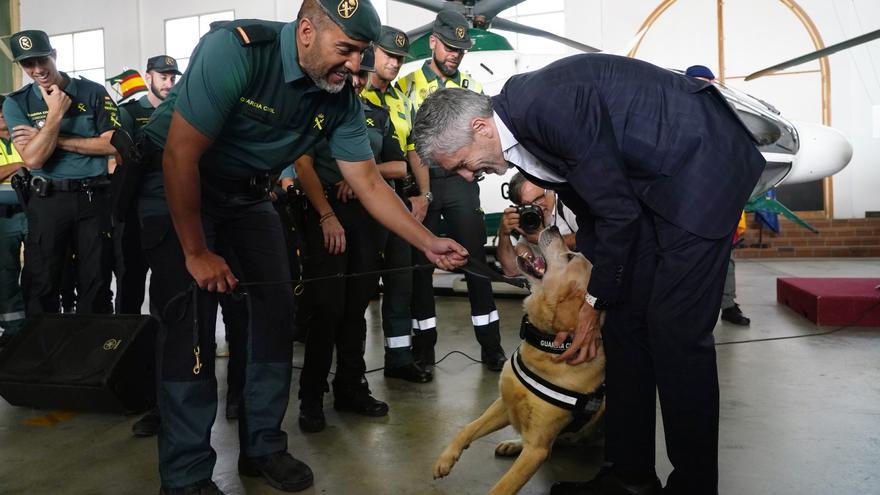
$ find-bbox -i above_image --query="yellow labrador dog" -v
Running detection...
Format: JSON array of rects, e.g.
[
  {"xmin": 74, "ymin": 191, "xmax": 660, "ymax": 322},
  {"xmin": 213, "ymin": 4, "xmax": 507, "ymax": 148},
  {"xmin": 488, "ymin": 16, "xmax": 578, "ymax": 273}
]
[{"xmin": 433, "ymin": 226, "xmax": 605, "ymax": 494}]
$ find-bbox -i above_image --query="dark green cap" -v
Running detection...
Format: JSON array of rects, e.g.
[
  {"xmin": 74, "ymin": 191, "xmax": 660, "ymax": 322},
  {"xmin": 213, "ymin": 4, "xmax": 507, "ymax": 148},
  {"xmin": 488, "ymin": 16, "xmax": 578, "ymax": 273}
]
[
  {"xmin": 361, "ymin": 46, "xmax": 376, "ymax": 72},
  {"xmin": 316, "ymin": 0, "xmax": 381, "ymax": 42},
  {"xmin": 147, "ymin": 55, "xmax": 182, "ymax": 75},
  {"xmin": 376, "ymin": 25, "xmax": 409, "ymax": 57},
  {"xmin": 10, "ymin": 30, "xmax": 53, "ymax": 63},
  {"xmin": 432, "ymin": 10, "xmax": 472, "ymax": 50}
]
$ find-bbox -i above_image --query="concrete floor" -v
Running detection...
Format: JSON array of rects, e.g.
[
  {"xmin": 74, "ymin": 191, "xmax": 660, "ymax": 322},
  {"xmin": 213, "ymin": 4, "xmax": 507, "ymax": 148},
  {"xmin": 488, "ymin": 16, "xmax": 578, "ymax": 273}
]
[{"xmin": 0, "ymin": 258, "xmax": 879, "ymax": 494}]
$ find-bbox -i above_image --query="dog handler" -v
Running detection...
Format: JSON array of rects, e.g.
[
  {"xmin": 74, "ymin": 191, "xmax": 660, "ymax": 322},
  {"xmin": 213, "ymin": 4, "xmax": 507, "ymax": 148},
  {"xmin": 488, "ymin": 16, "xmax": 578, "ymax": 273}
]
[
  {"xmin": 137, "ymin": 1, "xmax": 466, "ymax": 493},
  {"xmin": 412, "ymin": 53, "xmax": 765, "ymax": 495}
]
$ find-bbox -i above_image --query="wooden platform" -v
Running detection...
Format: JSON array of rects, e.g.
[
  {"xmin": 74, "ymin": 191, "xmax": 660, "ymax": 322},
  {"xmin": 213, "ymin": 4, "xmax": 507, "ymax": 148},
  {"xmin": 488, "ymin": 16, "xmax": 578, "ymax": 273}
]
[{"xmin": 777, "ymin": 277, "xmax": 880, "ymax": 326}]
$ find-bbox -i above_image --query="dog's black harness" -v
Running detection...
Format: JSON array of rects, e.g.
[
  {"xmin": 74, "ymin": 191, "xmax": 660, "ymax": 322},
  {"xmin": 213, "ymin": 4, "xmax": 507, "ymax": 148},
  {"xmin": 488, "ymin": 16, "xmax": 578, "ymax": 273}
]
[
  {"xmin": 519, "ymin": 315, "xmax": 573, "ymax": 354},
  {"xmin": 512, "ymin": 316, "xmax": 605, "ymax": 432}
]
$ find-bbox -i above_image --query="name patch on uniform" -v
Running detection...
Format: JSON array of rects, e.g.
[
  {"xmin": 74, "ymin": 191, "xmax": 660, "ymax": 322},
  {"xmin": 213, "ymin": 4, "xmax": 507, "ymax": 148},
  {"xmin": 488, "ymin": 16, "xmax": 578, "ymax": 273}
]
[{"xmin": 240, "ymin": 97, "xmax": 276, "ymax": 114}]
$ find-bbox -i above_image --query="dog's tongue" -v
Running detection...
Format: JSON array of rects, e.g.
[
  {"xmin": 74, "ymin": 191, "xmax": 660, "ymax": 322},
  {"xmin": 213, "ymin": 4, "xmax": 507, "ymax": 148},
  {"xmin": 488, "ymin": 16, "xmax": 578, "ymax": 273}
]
[{"xmin": 517, "ymin": 248, "xmax": 546, "ymax": 279}]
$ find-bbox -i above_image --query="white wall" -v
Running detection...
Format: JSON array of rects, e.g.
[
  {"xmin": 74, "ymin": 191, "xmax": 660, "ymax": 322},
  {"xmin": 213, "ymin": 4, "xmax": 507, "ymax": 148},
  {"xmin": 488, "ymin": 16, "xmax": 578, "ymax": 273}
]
[{"xmin": 18, "ymin": 0, "xmax": 880, "ymax": 218}]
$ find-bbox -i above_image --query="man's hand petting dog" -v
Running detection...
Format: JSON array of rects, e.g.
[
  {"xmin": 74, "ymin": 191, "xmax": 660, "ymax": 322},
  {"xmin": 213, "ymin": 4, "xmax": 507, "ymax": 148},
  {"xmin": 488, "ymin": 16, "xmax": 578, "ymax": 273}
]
[{"xmin": 554, "ymin": 303, "xmax": 603, "ymax": 365}]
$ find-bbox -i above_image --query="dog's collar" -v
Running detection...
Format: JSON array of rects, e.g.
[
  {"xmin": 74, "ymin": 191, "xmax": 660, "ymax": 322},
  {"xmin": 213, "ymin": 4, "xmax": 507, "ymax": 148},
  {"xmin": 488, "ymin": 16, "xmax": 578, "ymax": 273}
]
[
  {"xmin": 510, "ymin": 347, "xmax": 605, "ymax": 418},
  {"xmin": 519, "ymin": 315, "xmax": 572, "ymax": 355}
]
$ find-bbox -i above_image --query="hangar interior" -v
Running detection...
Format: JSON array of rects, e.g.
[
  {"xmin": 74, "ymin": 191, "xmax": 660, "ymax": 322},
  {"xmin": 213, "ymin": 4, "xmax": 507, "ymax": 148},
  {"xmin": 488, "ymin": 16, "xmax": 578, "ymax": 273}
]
[{"xmin": 0, "ymin": 1, "xmax": 878, "ymax": 494}]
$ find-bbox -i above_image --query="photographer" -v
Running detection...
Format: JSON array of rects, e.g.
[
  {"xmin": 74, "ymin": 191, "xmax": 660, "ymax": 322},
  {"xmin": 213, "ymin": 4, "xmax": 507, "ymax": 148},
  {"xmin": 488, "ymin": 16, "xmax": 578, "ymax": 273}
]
[{"xmin": 496, "ymin": 172, "xmax": 578, "ymax": 276}]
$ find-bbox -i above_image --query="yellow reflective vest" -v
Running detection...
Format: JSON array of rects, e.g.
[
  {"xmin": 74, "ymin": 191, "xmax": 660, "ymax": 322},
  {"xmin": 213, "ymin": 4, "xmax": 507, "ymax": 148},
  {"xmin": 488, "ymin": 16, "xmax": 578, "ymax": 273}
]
[
  {"xmin": 395, "ymin": 61, "xmax": 484, "ymax": 114},
  {"xmin": 360, "ymin": 84, "xmax": 414, "ymax": 155}
]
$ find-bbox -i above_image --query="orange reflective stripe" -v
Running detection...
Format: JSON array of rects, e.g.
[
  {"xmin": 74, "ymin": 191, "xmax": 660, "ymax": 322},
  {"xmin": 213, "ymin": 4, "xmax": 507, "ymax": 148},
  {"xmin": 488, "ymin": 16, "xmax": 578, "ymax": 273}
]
[{"xmin": 236, "ymin": 26, "xmax": 251, "ymax": 44}]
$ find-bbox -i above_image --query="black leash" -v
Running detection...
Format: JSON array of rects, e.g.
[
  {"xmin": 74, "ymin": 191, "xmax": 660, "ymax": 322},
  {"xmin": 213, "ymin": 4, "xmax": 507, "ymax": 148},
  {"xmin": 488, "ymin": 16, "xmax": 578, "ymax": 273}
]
[{"xmin": 164, "ymin": 257, "xmax": 527, "ymax": 376}]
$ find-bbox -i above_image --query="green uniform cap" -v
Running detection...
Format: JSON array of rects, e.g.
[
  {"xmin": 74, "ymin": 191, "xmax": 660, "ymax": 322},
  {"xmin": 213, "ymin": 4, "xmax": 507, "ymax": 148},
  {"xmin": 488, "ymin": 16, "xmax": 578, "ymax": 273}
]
[
  {"xmin": 361, "ymin": 46, "xmax": 376, "ymax": 72},
  {"xmin": 146, "ymin": 55, "xmax": 182, "ymax": 75},
  {"xmin": 432, "ymin": 10, "xmax": 473, "ymax": 50},
  {"xmin": 316, "ymin": 0, "xmax": 381, "ymax": 42},
  {"xmin": 376, "ymin": 25, "xmax": 410, "ymax": 57},
  {"xmin": 9, "ymin": 30, "xmax": 53, "ymax": 62}
]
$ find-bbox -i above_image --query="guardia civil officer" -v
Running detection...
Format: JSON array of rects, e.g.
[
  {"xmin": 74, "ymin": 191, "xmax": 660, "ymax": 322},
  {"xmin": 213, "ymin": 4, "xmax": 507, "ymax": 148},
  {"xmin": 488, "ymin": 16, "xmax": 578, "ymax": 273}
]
[
  {"xmin": 361, "ymin": 27, "xmax": 432, "ymax": 383},
  {"xmin": 138, "ymin": 1, "xmax": 466, "ymax": 493},
  {"xmin": 397, "ymin": 11, "xmax": 506, "ymax": 371},
  {"xmin": 118, "ymin": 54, "xmax": 180, "ymax": 438},
  {"xmin": 116, "ymin": 55, "xmax": 181, "ymax": 316},
  {"xmin": 0, "ymin": 96, "xmax": 27, "ymax": 346},
  {"xmin": 3, "ymin": 30, "xmax": 118, "ymax": 315},
  {"xmin": 296, "ymin": 49, "xmax": 409, "ymax": 432}
]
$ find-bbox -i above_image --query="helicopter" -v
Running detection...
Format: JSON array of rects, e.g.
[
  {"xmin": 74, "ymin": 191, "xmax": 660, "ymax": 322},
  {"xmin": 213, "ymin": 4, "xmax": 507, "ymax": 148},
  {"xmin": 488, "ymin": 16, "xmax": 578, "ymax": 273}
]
[{"xmin": 391, "ymin": 0, "xmax": 858, "ymax": 213}]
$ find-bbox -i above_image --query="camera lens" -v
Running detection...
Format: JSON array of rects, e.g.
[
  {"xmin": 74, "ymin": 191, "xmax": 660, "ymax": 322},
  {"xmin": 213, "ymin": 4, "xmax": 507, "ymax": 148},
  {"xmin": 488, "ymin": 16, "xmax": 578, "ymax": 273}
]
[{"xmin": 518, "ymin": 204, "xmax": 544, "ymax": 234}]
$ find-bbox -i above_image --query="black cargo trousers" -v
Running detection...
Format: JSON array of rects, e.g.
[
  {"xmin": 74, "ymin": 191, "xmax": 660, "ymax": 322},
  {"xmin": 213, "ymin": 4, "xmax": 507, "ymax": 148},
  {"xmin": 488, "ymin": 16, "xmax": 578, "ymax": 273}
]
[{"xmin": 141, "ymin": 181, "xmax": 295, "ymax": 489}]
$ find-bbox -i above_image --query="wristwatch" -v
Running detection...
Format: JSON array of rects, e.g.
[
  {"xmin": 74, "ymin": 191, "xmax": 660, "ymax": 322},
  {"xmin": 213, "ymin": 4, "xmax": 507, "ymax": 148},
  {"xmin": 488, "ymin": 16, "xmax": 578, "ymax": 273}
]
[
  {"xmin": 584, "ymin": 293, "xmax": 608, "ymax": 310},
  {"xmin": 424, "ymin": 191, "xmax": 434, "ymax": 203}
]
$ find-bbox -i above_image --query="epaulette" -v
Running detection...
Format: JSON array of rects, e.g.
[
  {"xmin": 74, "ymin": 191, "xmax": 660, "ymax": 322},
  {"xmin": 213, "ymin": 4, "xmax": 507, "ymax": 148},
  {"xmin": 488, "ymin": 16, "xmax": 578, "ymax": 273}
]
[
  {"xmin": 215, "ymin": 20, "xmax": 279, "ymax": 46},
  {"xmin": 6, "ymin": 84, "xmax": 30, "ymax": 98}
]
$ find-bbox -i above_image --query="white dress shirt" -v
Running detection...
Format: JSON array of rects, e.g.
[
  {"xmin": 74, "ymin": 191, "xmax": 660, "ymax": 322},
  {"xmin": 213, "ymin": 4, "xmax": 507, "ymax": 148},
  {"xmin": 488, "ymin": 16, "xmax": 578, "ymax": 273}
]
[{"xmin": 494, "ymin": 112, "xmax": 566, "ymax": 184}]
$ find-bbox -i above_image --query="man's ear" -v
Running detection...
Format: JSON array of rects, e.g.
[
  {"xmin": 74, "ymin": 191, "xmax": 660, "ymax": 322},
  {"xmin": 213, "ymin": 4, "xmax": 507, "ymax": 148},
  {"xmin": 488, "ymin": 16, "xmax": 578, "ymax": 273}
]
[
  {"xmin": 298, "ymin": 17, "xmax": 316, "ymax": 47},
  {"xmin": 428, "ymin": 34, "xmax": 437, "ymax": 51},
  {"xmin": 472, "ymin": 116, "xmax": 493, "ymax": 138}
]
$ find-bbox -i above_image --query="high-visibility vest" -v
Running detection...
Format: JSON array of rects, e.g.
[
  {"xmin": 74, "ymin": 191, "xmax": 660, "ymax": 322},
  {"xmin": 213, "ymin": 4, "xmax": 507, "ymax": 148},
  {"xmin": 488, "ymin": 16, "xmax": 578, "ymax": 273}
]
[
  {"xmin": 395, "ymin": 62, "xmax": 484, "ymax": 114},
  {"xmin": 361, "ymin": 84, "xmax": 414, "ymax": 155}
]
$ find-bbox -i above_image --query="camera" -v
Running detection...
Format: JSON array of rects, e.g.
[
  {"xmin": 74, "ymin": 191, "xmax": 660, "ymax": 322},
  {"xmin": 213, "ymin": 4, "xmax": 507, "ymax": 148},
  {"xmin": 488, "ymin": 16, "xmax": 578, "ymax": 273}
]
[
  {"xmin": 397, "ymin": 174, "xmax": 421, "ymax": 198},
  {"xmin": 516, "ymin": 203, "xmax": 544, "ymax": 234}
]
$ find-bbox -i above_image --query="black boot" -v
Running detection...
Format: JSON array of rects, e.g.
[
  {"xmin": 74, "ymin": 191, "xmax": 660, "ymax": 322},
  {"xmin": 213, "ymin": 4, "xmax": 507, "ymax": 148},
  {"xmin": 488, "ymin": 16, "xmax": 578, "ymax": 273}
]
[
  {"xmin": 298, "ymin": 395, "xmax": 326, "ymax": 433},
  {"xmin": 238, "ymin": 451, "xmax": 314, "ymax": 492},
  {"xmin": 333, "ymin": 378, "xmax": 389, "ymax": 417},
  {"xmin": 132, "ymin": 407, "xmax": 161, "ymax": 437},
  {"xmin": 411, "ymin": 329, "xmax": 437, "ymax": 369},
  {"xmin": 159, "ymin": 479, "xmax": 225, "ymax": 495},
  {"xmin": 475, "ymin": 321, "xmax": 506, "ymax": 371},
  {"xmin": 721, "ymin": 303, "xmax": 751, "ymax": 326},
  {"xmin": 384, "ymin": 362, "xmax": 433, "ymax": 383},
  {"xmin": 551, "ymin": 465, "xmax": 662, "ymax": 495}
]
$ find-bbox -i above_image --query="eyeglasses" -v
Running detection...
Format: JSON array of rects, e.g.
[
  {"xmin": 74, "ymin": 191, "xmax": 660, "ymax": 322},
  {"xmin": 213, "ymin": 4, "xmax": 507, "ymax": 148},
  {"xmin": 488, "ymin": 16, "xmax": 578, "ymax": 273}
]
[{"xmin": 520, "ymin": 190, "xmax": 549, "ymax": 207}]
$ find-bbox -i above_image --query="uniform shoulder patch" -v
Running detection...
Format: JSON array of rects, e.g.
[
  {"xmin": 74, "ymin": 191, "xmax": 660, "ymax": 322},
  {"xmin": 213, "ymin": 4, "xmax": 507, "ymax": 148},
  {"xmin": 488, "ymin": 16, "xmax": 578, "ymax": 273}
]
[
  {"xmin": 6, "ymin": 84, "xmax": 30, "ymax": 99},
  {"xmin": 218, "ymin": 20, "xmax": 280, "ymax": 46}
]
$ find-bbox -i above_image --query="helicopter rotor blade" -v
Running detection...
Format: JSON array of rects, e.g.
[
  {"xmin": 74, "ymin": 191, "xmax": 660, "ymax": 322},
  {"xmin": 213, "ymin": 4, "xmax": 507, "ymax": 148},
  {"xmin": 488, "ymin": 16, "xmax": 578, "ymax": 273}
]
[
  {"xmin": 389, "ymin": 0, "xmax": 447, "ymax": 13},
  {"xmin": 746, "ymin": 28, "xmax": 880, "ymax": 81},
  {"xmin": 405, "ymin": 21, "xmax": 436, "ymax": 41},
  {"xmin": 491, "ymin": 17, "xmax": 601, "ymax": 53},
  {"xmin": 472, "ymin": 0, "xmax": 528, "ymax": 19}
]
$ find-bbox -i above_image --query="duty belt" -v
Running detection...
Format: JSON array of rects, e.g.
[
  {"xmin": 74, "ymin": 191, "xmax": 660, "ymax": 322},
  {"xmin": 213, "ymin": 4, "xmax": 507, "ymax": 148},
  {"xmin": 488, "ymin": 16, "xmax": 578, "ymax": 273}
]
[
  {"xmin": 203, "ymin": 173, "xmax": 273, "ymax": 196},
  {"xmin": 35, "ymin": 175, "xmax": 111, "ymax": 192}
]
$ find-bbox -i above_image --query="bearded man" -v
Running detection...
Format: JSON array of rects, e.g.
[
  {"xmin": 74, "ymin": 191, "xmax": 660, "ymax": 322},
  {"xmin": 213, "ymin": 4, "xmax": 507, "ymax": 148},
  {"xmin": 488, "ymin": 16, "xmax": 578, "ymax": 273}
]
[{"xmin": 137, "ymin": 1, "xmax": 466, "ymax": 493}]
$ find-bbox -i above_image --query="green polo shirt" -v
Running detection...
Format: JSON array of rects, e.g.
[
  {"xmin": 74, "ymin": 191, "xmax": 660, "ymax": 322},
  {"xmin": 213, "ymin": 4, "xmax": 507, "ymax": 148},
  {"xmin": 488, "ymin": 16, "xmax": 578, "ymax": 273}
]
[
  {"xmin": 118, "ymin": 96, "xmax": 154, "ymax": 137},
  {"xmin": 139, "ymin": 19, "xmax": 372, "ymax": 217},
  {"xmin": 2, "ymin": 73, "xmax": 119, "ymax": 179},
  {"xmin": 310, "ymin": 100, "xmax": 402, "ymax": 188}
]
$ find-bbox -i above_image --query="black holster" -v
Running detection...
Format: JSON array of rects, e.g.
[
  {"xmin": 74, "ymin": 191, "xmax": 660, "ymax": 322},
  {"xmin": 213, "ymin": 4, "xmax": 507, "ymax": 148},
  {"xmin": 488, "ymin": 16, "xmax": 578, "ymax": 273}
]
[{"xmin": 10, "ymin": 167, "xmax": 32, "ymax": 209}]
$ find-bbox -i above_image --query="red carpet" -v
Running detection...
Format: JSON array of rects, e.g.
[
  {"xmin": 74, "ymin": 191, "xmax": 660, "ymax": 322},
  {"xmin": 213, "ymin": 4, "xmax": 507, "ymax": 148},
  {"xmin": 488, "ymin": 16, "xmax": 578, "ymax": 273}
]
[{"xmin": 777, "ymin": 278, "xmax": 880, "ymax": 326}]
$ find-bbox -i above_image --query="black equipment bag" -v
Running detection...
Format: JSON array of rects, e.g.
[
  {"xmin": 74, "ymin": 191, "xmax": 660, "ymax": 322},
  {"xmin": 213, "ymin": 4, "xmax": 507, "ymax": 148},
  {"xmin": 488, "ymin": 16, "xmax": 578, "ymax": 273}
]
[{"xmin": 0, "ymin": 314, "xmax": 158, "ymax": 414}]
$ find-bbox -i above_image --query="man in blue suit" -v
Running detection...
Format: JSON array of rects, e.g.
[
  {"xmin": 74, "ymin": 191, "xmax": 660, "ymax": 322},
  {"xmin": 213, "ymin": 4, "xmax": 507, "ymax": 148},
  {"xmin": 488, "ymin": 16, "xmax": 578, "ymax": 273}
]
[{"xmin": 412, "ymin": 53, "xmax": 765, "ymax": 495}]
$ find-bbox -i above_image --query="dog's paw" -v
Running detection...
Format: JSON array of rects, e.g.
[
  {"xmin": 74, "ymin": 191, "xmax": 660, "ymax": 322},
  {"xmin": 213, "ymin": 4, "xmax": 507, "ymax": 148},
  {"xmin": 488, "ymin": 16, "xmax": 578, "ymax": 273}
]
[
  {"xmin": 494, "ymin": 439, "xmax": 524, "ymax": 457},
  {"xmin": 433, "ymin": 453, "xmax": 457, "ymax": 479}
]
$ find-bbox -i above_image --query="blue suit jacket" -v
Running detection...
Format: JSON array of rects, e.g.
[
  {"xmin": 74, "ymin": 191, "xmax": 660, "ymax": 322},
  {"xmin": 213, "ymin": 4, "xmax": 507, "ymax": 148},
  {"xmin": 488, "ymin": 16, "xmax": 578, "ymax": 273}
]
[{"xmin": 492, "ymin": 54, "xmax": 765, "ymax": 303}]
